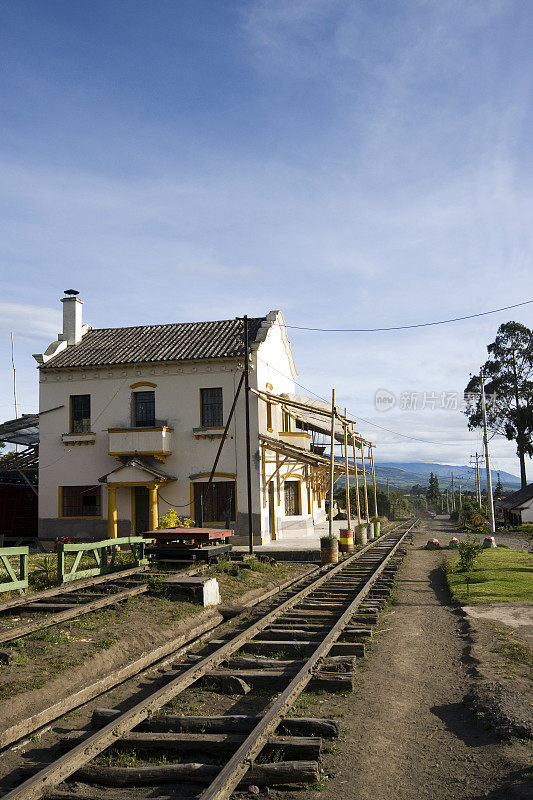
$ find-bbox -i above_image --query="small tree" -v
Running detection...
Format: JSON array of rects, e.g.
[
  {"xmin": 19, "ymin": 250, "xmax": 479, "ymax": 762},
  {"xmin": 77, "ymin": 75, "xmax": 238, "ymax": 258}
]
[
  {"xmin": 426, "ymin": 472, "xmax": 441, "ymax": 511},
  {"xmin": 456, "ymin": 535, "xmax": 484, "ymax": 597}
]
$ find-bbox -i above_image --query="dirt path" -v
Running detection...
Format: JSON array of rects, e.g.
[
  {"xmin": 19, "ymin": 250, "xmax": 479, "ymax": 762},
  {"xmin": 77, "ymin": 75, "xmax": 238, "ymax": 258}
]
[{"xmin": 308, "ymin": 518, "xmax": 531, "ymax": 800}]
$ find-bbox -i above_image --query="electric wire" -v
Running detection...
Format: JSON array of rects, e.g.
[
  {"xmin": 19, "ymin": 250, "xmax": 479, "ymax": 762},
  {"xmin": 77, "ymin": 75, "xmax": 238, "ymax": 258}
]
[
  {"xmin": 256, "ymin": 354, "xmax": 463, "ymax": 447},
  {"xmin": 278, "ymin": 299, "xmax": 533, "ymax": 333}
]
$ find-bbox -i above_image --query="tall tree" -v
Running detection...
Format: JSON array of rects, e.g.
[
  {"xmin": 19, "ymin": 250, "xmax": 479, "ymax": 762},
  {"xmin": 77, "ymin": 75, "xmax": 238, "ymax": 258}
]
[
  {"xmin": 426, "ymin": 472, "xmax": 440, "ymax": 509},
  {"xmin": 464, "ymin": 321, "xmax": 533, "ymax": 489}
]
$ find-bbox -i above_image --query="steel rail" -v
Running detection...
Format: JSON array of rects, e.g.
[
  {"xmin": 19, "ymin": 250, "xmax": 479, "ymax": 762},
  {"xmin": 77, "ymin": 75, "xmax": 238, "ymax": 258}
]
[
  {"xmin": 201, "ymin": 521, "xmax": 415, "ymax": 800},
  {"xmin": 0, "ymin": 564, "xmax": 148, "ymax": 613},
  {"xmin": 0, "ymin": 563, "xmax": 323, "ymax": 751},
  {"xmin": 0, "ymin": 584, "xmax": 149, "ymax": 644},
  {"xmin": 3, "ymin": 522, "xmax": 414, "ymax": 800}
]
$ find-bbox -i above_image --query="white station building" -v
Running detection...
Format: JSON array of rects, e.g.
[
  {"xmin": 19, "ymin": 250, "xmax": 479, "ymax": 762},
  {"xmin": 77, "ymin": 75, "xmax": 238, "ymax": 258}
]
[{"xmin": 33, "ymin": 295, "xmax": 371, "ymax": 545}]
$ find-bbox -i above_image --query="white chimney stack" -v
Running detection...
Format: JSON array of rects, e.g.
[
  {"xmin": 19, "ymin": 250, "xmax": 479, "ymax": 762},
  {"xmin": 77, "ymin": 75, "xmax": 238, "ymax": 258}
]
[{"xmin": 60, "ymin": 290, "xmax": 83, "ymax": 345}]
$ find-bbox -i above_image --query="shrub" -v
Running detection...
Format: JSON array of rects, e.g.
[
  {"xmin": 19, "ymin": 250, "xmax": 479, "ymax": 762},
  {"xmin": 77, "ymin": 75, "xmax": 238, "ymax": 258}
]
[
  {"xmin": 157, "ymin": 509, "xmax": 194, "ymax": 529},
  {"xmin": 455, "ymin": 535, "xmax": 484, "ymax": 597}
]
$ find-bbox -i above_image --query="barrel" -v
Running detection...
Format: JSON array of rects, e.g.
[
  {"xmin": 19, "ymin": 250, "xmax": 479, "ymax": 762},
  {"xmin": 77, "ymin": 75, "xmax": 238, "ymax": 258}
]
[
  {"xmin": 367, "ymin": 522, "xmax": 375, "ymax": 540},
  {"xmin": 339, "ymin": 528, "xmax": 354, "ymax": 553},
  {"xmin": 320, "ymin": 536, "xmax": 338, "ymax": 565},
  {"xmin": 374, "ymin": 521, "xmax": 381, "ymax": 537},
  {"xmin": 355, "ymin": 524, "xmax": 367, "ymax": 546}
]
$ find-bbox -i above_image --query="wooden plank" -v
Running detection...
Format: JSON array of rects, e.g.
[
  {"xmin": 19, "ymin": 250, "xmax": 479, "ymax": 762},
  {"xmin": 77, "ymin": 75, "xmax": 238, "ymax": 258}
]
[
  {"xmin": 60, "ymin": 730, "xmax": 322, "ymax": 760},
  {"xmin": 23, "ymin": 761, "xmax": 319, "ymax": 788},
  {"xmin": 2, "ymin": 527, "xmax": 411, "ymax": 800},
  {"xmin": 199, "ymin": 526, "xmax": 414, "ymax": 800},
  {"xmin": 0, "ymin": 615, "xmax": 221, "ymax": 750},
  {"xmin": 91, "ymin": 709, "xmax": 339, "ymax": 738},
  {"xmin": 0, "ymin": 565, "xmax": 148, "ymax": 613},
  {"xmin": 0, "ymin": 584, "xmax": 148, "ymax": 645},
  {"xmin": 0, "ymin": 566, "xmax": 319, "ymax": 750}
]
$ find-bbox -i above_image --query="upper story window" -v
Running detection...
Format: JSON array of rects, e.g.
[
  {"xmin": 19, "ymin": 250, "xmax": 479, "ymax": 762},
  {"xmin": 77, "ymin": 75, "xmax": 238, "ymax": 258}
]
[
  {"xmin": 70, "ymin": 395, "xmax": 91, "ymax": 433},
  {"xmin": 200, "ymin": 387, "xmax": 223, "ymax": 427},
  {"xmin": 266, "ymin": 401, "xmax": 273, "ymax": 432},
  {"xmin": 133, "ymin": 391, "xmax": 155, "ymax": 427}
]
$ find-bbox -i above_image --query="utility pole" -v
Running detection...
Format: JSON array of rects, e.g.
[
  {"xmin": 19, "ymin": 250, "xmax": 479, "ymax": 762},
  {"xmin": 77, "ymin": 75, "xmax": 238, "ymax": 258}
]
[
  {"xmin": 243, "ymin": 316, "xmax": 254, "ymax": 554},
  {"xmin": 386, "ymin": 477, "xmax": 390, "ymax": 498},
  {"xmin": 471, "ymin": 453, "xmax": 481, "ymax": 507},
  {"xmin": 458, "ymin": 479, "xmax": 462, "ymax": 509},
  {"xmin": 451, "ymin": 472, "xmax": 455, "ymax": 511},
  {"xmin": 11, "ymin": 332, "xmax": 19, "ymax": 453},
  {"xmin": 446, "ymin": 488, "xmax": 450, "ymax": 514},
  {"xmin": 481, "ymin": 369, "xmax": 496, "ymax": 534}
]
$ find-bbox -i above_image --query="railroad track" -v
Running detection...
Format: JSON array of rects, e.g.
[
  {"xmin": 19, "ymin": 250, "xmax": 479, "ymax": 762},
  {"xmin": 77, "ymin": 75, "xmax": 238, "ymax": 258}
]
[
  {"xmin": 3, "ymin": 520, "xmax": 416, "ymax": 800},
  {"xmin": 0, "ymin": 566, "xmax": 152, "ymax": 645}
]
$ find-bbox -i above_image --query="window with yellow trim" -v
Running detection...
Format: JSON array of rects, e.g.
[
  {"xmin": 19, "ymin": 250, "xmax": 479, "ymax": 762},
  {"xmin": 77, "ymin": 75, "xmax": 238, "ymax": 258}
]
[
  {"xmin": 266, "ymin": 401, "xmax": 273, "ymax": 431},
  {"xmin": 284, "ymin": 480, "xmax": 301, "ymax": 516},
  {"xmin": 194, "ymin": 481, "xmax": 235, "ymax": 523},
  {"xmin": 61, "ymin": 486, "xmax": 101, "ymax": 517}
]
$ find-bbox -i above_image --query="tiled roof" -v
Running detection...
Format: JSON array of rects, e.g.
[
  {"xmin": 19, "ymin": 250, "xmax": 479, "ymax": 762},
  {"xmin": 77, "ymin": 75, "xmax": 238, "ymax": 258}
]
[
  {"xmin": 41, "ymin": 317, "xmax": 266, "ymax": 369},
  {"xmin": 495, "ymin": 483, "xmax": 533, "ymax": 509}
]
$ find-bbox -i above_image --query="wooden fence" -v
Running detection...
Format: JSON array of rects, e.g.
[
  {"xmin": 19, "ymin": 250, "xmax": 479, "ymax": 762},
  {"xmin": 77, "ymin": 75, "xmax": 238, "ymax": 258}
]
[
  {"xmin": 57, "ymin": 537, "xmax": 150, "ymax": 585},
  {"xmin": 0, "ymin": 546, "xmax": 29, "ymax": 595}
]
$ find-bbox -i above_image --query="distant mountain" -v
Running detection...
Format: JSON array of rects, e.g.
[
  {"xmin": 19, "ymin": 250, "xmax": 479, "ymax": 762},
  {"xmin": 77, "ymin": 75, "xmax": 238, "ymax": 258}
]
[
  {"xmin": 373, "ymin": 462, "xmax": 521, "ymax": 492},
  {"xmin": 338, "ymin": 461, "xmax": 521, "ymax": 492}
]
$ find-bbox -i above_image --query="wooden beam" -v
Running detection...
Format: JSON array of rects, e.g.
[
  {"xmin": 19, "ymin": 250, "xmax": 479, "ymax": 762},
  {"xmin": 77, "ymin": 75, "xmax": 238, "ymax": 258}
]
[
  {"xmin": 343, "ymin": 411, "xmax": 351, "ymax": 530},
  {"xmin": 360, "ymin": 443, "xmax": 369, "ymax": 523},
  {"xmin": 369, "ymin": 445, "xmax": 378, "ymax": 519},
  {"xmin": 329, "ymin": 389, "xmax": 336, "ymax": 537},
  {"xmin": 351, "ymin": 427, "xmax": 361, "ymax": 525}
]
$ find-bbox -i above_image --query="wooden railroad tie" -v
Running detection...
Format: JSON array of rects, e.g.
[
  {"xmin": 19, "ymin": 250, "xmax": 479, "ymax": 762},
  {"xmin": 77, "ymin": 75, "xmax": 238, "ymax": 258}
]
[{"xmin": 91, "ymin": 708, "xmax": 339, "ymax": 738}]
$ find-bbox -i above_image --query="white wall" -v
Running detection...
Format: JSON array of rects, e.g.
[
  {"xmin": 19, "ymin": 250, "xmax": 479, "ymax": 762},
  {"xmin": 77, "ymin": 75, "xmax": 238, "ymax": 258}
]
[
  {"xmin": 38, "ymin": 311, "xmax": 326, "ymax": 543},
  {"xmin": 39, "ymin": 359, "xmax": 251, "ymax": 539}
]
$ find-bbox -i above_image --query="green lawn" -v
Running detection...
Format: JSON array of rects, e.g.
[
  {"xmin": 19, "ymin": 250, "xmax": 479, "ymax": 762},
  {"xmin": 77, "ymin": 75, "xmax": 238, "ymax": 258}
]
[{"xmin": 446, "ymin": 547, "xmax": 533, "ymax": 604}]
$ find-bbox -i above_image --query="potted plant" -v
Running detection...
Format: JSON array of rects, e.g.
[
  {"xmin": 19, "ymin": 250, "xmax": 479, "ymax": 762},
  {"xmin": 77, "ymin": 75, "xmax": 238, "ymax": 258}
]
[{"xmin": 320, "ymin": 534, "xmax": 338, "ymax": 565}]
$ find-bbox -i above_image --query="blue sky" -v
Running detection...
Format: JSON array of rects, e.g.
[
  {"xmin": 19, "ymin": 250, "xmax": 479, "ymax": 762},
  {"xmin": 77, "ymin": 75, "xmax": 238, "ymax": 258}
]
[{"xmin": 1, "ymin": 0, "xmax": 532, "ymax": 480}]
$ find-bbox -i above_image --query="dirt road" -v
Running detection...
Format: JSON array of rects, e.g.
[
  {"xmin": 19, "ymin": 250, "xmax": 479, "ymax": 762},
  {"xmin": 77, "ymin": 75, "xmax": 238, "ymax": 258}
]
[{"xmin": 305, "ymin": 518, "xmax": 531, "ymax": 800}]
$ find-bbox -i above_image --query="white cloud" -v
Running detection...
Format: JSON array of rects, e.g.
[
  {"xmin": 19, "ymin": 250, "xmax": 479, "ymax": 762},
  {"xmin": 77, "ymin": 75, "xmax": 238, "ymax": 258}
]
[{"xmin": 0, "ymin": 302, "xmax": 60, "ymax": 340}]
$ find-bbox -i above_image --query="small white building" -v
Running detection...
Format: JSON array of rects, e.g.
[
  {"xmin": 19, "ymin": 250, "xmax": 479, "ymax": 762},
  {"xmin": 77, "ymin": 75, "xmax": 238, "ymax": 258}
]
[
  {"xmin": 34, "ymin": 294, "xmax": 365, "ymax": 545},
  {"xmin": 496, "ymin": 484, "xmax": 533, "ymax": 528}
]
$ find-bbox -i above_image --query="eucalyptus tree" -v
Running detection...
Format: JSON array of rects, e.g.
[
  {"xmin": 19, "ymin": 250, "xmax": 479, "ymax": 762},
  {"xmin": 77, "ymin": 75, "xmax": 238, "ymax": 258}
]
[{"xmin": 464, "ymin": 322, "xmax": 533, "ymax": 488}]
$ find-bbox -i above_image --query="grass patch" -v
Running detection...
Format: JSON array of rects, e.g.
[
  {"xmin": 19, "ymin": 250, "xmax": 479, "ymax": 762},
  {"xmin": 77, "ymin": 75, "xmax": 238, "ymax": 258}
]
[
  {"xmin": 446, "ymin": 548, "xmax": 533, "ymax": 604},
  {"xmin": 492, "ymin": 627, "xmax": 533, "ymax": 681}
]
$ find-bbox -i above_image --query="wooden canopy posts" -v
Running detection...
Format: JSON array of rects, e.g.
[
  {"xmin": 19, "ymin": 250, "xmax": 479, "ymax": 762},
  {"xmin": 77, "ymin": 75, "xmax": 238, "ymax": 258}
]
[
  {"xmin": 369, "ymin": 445, "xmax": 378, "ymax": 519},
  {"xmin": 343, "ymin": 410, "xmax": 351, "ymax": 531},
  {"xmin": 254, "ymin": 388, "xmax": 378, "ymax": 536},
  {"xmin": 360, "ymin": 443, "xmax": 369, "ymax": 523},
  {"xmin": 351, "ymin": 425, "xmax": 362, "ymax": 525},
  {"xmin": 329, "ymin": 389, "xmax": 336, "ymax": 537}
]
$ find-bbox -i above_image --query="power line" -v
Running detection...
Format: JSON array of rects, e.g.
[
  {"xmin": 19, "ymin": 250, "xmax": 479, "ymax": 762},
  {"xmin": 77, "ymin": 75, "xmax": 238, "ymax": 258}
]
[
  {"xmin": 256, "ymin": 354, "xmax": 463, "ymax": 447},
  {"xmin": 279, "ymin": 299, "xmax": 533, "ymax": 333}
]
